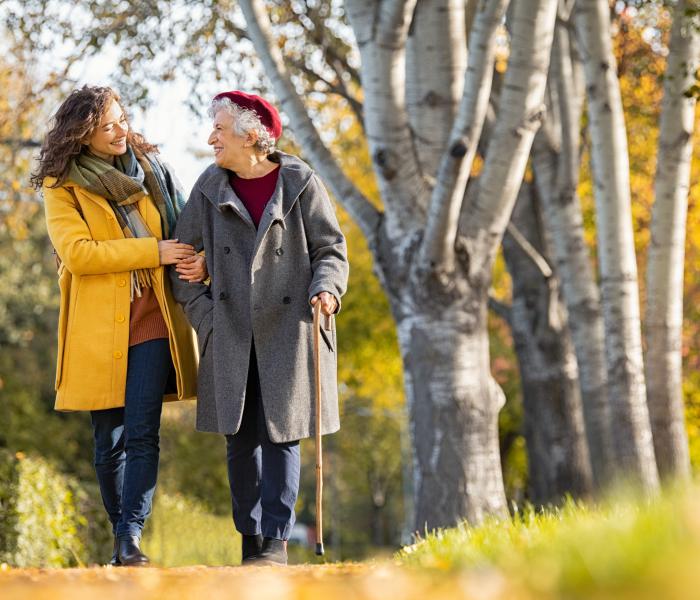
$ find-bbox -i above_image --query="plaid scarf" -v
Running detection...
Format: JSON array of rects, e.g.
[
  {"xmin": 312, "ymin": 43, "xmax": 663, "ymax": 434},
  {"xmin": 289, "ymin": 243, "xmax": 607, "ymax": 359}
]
[{"xmin": 67, "ymin": 147, "xmax": 186, "ymax": 299}]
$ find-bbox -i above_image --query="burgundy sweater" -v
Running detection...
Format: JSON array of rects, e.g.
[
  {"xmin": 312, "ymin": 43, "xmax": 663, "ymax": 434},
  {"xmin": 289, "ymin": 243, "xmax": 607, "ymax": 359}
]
[{"xmin": 229, "ymin": 165, "xmax": 280, "ymax": 228}]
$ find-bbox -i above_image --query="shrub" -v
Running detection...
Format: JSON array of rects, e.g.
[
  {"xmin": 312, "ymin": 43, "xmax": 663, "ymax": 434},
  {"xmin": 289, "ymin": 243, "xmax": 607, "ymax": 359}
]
[{"xmin": 0, "ymin": 449, "xmax": 110, "ymax": 567}]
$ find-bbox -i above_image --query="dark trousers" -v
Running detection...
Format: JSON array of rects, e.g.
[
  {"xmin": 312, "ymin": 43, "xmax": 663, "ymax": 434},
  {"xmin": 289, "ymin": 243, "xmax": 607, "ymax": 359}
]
[
  {"xmin": 90, "ymin": 338, "xmax": 171, "ymax": 539},
  {"xmin": 225, "ymin": 346, "xmax": 301, "ymax": 541}
]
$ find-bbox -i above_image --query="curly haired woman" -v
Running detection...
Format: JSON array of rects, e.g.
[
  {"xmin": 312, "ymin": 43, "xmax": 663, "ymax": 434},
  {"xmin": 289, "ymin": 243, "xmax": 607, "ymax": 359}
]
[{"xmin": 32, "ymin": 85, "xmax": 205, "ymax": 566}]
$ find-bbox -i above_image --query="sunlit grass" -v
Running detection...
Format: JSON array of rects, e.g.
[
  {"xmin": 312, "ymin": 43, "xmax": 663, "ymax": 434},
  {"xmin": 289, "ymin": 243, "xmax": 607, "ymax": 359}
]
[{"xmin": 398, "ymin": 483, "xmax": 700, "ymax": 599}]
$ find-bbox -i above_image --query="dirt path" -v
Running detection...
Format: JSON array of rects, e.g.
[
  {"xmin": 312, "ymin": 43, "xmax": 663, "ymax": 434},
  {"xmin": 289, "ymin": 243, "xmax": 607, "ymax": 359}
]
[{"xmin": 0, "ymin": 563, "xmax": 507, "ymax": 600}]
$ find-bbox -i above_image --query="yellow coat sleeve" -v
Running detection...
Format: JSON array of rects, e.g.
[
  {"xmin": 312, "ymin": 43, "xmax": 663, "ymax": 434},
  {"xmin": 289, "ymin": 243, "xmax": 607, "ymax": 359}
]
[{"xmin": 43, "ymin": 184, "xmax": 161, "ymax": 276}]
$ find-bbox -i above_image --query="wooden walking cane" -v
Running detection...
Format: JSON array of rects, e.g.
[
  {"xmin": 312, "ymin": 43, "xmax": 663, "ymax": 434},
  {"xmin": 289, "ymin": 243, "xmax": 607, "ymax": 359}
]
[{"xmin": 313, "ymin": 301, "xmax": 325, "ymax": 556}]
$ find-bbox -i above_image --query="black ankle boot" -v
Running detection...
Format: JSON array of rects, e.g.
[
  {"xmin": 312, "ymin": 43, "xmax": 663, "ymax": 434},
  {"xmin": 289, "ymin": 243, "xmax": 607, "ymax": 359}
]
[
  {"xmin": 247, "ymin": 537, "xmax": 288, "ymax": 566},
  {"xmin": 117, "ymin": 535, "xmax": 150, "ymax": 567},
  {"xmin": 241, "ymin": 533, "xmax": 264, "ymax": 563},
  {"xmin": 109, "ymin": 538, "xmax": 121, "ymax": 566}
]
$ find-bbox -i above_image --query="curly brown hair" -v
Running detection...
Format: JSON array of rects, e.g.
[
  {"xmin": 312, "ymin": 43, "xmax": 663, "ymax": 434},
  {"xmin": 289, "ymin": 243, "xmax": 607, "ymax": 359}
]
[{"xmin": 30, "ymin": 85, "xmax": 158, "ymax": 190}]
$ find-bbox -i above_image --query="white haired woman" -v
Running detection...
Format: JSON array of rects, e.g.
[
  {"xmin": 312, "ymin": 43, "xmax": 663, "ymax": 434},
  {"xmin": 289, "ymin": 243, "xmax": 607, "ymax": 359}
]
[{"xmin": 170, "ymin": 91, "xmax": 348, "ymax": 566}]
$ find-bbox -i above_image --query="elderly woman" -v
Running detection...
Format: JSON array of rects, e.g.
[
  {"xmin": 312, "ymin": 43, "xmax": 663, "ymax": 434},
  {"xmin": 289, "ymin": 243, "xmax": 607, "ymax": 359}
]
[{"xmin": 169, "ymin": 91, "xmax": 348, "ymax": 566}]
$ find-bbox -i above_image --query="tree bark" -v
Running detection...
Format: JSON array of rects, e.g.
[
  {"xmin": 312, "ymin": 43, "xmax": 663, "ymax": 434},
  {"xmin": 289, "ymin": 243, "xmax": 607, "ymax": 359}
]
[
  {"xmin": 394, "ymin": 298, "xmax": 508, "ymax": 527},
  {"xmin": 645, "ymin": 0, "xmax": 699, "ymax": 479},
  {"xmin": 573, "ymin": 0, "xmax": 659, "ymax": 492},
  {"xmin": 502, "ymin": 183, "xmax": 593, "ymax": 505},
  {"xmin": 346, "ymin": 0, "xmax": 429, "ymax": 237},
  {"xmin": 531, "ymin": 17, "xmax": 613, "ymax": 488},
  {"xmin": 419, "ymin": 0, "xmax": 510, "ymax": 275},
  {"xmin": 406, "ymin": 0, "xmax": 466, "ymax": 179}
]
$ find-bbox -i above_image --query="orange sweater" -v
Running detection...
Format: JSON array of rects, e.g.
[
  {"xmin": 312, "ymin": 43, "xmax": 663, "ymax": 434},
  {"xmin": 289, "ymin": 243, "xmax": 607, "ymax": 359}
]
[{"xmin": 129, "ymin": 286, "xmax": 168, "ymax": 346}]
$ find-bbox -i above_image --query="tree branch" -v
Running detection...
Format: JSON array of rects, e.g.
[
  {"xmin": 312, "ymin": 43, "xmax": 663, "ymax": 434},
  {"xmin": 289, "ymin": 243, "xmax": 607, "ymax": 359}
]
[
  {"xmin": 458, "ymin": 0, "xmax": 558, "ymax": 286},
  {"xmin": 346, "ymin": 0, "xmax": 428, "ymax": 234},
  {"xmin": 288, "ymin": 57, "xmax": 365, "ymax": 125},
  {"xmin": 406, "ymin": 0, "xmax": 468, "ymax": 179},
  {"xmin": 377, "ymin": 0, "xmax": 417, "ymax": 48},
  {"xmin": 505, "ymin": 222, "xmax": 553, "ymax": 279},
  {"xmin": 418, "ymin": 0, "xmax": 510, "ymax": 273},
  {"xmin": 238, "ymin": 0, "xmax": 382, "ymax": 243},
  {"xmin": 300, "ymin": 4, "xmax": 362, "ymax": 87}
]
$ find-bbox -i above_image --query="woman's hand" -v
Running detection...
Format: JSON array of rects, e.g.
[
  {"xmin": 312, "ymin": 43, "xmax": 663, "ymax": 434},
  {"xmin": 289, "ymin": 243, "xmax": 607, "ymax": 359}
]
[
  {"xmin": 311, "ymin": 291, "xmax": 338, "ymax": 316},
  {"xmin": 175, "ymin": 253, "xmax": 208, "ymax": 283},
  {"xmin": 158, "ymin": 239, "xmax": 195, "ymax": 265}
]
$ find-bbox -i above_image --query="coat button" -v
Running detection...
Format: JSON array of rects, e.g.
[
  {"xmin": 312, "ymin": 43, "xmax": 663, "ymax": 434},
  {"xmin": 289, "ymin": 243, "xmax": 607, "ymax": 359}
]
[
  {"xmin": 118, "ymin": 279, "xmax": 127, "ymax": 287},
  {"xmin": 219, "ymin": 292, "xmax": 227, "ymax": 300},
  {"xmin": 223, "ymin": 246, "xmax": 231, "ymax": 254},
  {"xmin": 113, "ymin": 350, "xmax": 123, "ymax": 359},
  {"xmin": 283, "ymin": 296, "xmax": 291, "ymax": 304},
  {"xmin": 275, "ymin": 247, "xmax": 284, "ymax": 256},
  {"xmin": 115, "ymin": 314, "xmax": 125, "ymax": 323}
]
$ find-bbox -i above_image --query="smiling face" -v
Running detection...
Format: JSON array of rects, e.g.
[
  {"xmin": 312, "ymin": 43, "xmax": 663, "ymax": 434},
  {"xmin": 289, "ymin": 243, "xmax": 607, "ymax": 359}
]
[
  {"xmin": 207, "ymin": 109, "xmax": 257, "ymax": 171},
  {"xmin": 85, "ymin": 99, "xmax": 129, "ymax": 161}
]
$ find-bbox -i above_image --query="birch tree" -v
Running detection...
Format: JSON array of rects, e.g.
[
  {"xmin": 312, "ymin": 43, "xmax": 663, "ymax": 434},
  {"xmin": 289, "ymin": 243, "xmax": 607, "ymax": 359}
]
[
  {"xmin": 531, "ymin": 6, "xmax": 614, "ymax": 487},
  {"xmin": 645, "ymin": 0, "xmax": 699, "ymax": 479},
  {"xmin": 573, "ymin": 0, "xmax": 659, "ymax": 492},
  {"xmin": 501, "ymin": 183, "xmax": 593, "ymax": 503}
]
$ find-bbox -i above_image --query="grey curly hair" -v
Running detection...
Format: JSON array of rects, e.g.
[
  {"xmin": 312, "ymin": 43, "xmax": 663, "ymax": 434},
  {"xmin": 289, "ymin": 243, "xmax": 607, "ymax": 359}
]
[{"xmin": 208, "ymin": 97, "xmax": 276, "ymax": 155}]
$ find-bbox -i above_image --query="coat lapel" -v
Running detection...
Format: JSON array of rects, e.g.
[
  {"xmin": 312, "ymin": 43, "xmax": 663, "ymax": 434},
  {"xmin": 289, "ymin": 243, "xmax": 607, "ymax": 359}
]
[
  {"xmin": 199, "ymin": 165, "xmax": 256, "ymax": 229},
  {"xmin": 253, "ymin": 153, "xmax": 314, "ymax": 254},
  {"xmin": 139, "ymin": 195, "xmax": 164, "ymax": 240},
  {"xmin": 71, "ymin": 185, "xmax": 115, "ymax": 218}
]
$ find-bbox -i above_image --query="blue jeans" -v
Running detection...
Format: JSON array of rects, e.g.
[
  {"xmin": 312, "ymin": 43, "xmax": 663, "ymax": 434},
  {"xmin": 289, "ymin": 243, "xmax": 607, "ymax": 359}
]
[
  {"xmin": 226, "ymin": 345, "xmax": 301, "ymax": 541},
  {"xmin": 90, "ymin": 338, "xmax": 171, "ymax": 539}
]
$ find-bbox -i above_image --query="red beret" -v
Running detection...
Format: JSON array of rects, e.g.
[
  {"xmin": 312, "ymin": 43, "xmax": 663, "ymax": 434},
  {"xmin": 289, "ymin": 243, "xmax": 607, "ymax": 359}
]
[{"xmin": 213, "ymin": 90, "xmax": 283, "ymax": 140}]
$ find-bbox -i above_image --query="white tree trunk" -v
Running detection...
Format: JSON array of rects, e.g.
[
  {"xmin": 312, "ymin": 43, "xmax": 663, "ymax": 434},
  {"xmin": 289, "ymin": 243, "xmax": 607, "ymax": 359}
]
[
  {"xmin": 459, "ymin": 0, "xmax": 557, "ymax": 274},
  {"xmin": 573, "ymin": 0, "xmax": 659, "ymax": 492},
  {"xmin": 531, "ymin": 18, "xmax": 613, "ymax": 487},
  {"xmin": 419, "ymin": 0, "xmax": 510, "ymax": 274},
  {"xmin": 346, "ymin": 0, "xmax": 429, "ymax": 238},
  {"xmin": 395, "ymin": 304, "xmax": 508, "ymax": 528},
  {"xmin": 406, "ymin": 0, "xmax": 466, "ymax": 179},
  {"xmin": 503, "ymin": 183, "xmax": 593, "ymax": 504},
  {"xmin": 645, "ymin": 0, "xmax": 699, "ymax": 479}
]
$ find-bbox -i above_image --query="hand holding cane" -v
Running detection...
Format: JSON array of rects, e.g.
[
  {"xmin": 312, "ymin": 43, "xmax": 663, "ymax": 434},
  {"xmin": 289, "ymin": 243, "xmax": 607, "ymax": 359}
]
[{"xmin": 313, "ymin": 300, "xmax": 325, "ymax": 556}]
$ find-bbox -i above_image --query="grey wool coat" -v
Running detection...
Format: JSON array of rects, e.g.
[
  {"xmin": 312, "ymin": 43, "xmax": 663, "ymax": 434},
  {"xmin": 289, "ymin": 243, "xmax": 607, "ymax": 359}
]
[{"xmin": 169, "ymin": 152, "xmax": 349, "ymax": 443}]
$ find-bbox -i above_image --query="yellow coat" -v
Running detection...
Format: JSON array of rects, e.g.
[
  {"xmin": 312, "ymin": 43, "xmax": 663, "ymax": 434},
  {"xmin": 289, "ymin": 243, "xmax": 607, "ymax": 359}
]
[{"xmin": 43, "ymin": 178, "xmax": 198, "ymax": 411}]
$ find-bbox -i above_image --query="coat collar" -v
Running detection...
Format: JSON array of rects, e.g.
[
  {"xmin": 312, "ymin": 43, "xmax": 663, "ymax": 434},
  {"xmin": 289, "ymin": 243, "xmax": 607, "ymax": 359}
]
[
  {"xmin": 58, "ymin": 181, "xmax": 163, "ymax": 239},
  {"xmin": 197, "ymin": 151, "xmax": 315, "ymax": 235}
]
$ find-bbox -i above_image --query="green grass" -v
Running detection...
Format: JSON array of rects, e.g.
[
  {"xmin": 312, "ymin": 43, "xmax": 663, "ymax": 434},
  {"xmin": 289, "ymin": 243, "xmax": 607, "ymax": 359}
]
[
  {"xmin": 141, "ymin": 493, "xmax": 241, "ymax": 567},
  {"xmin": 398, "ymin": 484, "xmax": 700, "ymax": 599}
]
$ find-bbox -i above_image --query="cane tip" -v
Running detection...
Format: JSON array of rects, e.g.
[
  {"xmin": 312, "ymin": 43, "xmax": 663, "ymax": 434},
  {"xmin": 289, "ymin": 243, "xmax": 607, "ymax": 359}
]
[{"xmin": 315, "ymin": 542, "xmax": 324, "ymax": 556}]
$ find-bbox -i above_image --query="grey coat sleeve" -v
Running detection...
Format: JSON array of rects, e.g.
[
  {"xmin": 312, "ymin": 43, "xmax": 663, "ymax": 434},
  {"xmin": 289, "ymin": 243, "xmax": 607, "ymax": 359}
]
[
  {"xmin": 168, "ymin": 187, "xmax": 214, "ymax": 333},
  {"xmin": 300, "ymin": 174, "xmax": 349, "ymax": 312}
]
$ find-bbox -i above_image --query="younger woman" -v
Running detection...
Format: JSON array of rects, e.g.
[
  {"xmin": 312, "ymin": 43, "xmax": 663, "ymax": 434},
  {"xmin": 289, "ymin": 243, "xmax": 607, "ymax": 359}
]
[{"xmin": 32, "ymin": 86, "xmax": 204, "ymax": 566}]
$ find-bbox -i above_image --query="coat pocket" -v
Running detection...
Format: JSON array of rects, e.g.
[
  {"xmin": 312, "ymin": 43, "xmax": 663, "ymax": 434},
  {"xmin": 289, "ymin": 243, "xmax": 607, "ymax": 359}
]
[
  {"xmin": 319, "ymin": 327, "xmax": 334, "ymax": 353},
  {"xmin": 55, "ymin": 265, "xmax": 72, "ymax": 390},
  {"xmin": 197, "ymin": 310, "xmax": 214, "ymax": 357}
]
